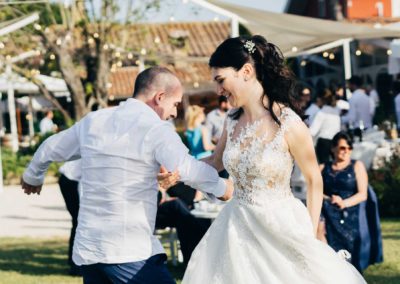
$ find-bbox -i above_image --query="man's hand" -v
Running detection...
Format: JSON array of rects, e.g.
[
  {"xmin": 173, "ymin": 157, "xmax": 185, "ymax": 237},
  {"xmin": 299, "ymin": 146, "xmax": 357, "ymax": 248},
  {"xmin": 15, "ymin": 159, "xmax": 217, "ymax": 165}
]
[
  {"xmin": 218, "ymin": 178, "xmax": 234, "ymax": 201},
  {"xmin": 157, "ymin": 166, "xmax": 180, "ymax": 190},
  {"xmin": 21, "ymin": 179, "xmax": 43, "ymax": 195}
]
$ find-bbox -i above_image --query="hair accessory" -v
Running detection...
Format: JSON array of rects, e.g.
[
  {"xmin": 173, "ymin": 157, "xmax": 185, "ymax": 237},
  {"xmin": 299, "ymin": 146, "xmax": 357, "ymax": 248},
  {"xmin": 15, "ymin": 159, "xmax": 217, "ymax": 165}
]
[{"xmin": 244, "ymin": 40, "xmax": 256, "ymax": 54}]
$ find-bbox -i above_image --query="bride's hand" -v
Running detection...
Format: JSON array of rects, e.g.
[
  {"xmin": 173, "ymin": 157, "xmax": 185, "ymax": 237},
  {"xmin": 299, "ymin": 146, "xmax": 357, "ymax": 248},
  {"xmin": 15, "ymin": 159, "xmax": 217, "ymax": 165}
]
[
  {"xmin": 218, "ymin": 179, "xmax": 234, "ymax": 201},
  {"xmin": 157, "ymin": 166, "xmax": 180, "ymax": 190}
]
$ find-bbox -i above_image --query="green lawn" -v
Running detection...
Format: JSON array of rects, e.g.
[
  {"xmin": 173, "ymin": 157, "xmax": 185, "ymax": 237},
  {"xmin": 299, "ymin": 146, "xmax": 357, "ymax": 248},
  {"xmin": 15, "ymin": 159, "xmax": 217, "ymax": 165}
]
[{"xmin": 0, "ymin": 219, "xmax": 398, "ymax": 284}]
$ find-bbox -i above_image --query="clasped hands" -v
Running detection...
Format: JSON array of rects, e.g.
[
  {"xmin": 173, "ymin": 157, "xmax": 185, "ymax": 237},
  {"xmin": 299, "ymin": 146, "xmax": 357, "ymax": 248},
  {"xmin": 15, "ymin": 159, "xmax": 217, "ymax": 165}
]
[{"xmin": 157, "ymin": 166, "xmax": 233, "ymax": 201}]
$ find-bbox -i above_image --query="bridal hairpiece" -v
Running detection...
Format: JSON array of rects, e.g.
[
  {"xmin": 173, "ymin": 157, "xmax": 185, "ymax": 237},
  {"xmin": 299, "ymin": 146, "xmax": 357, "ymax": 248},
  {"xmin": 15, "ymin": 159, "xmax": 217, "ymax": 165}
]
[{"xmin": 244, "ymin": 40, "xmax": 256, "ymax": 54}]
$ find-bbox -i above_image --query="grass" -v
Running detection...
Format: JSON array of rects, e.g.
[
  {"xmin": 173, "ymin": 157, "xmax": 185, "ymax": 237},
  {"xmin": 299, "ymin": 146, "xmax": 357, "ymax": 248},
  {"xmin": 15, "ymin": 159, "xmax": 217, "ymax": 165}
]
[
  {"xmin": 364, "ymin": 219, "xmax": 400, "ymax": 284},
  {"xmin": 0, "ymin": 220, "xmax": 398, "ymax": 284}
]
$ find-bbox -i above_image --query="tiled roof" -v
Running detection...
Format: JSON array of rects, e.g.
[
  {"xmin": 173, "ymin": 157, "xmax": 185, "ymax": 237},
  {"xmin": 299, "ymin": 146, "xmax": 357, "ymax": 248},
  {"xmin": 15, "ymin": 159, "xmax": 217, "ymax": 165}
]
[
  {"xmin": 119, "ymin": 21, "xmax": 230, "ymax": 57},
  {"xmin": 107, "ymin": 21, "xmax": 229, "ymax": 99}
]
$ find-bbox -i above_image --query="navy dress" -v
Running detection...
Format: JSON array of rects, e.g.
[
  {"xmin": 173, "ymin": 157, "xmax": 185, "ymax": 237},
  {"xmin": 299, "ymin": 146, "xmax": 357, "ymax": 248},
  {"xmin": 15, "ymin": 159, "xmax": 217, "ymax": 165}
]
[{"xmin": 322, "ymin": 160, "xmax": 361, "ymax": 269}]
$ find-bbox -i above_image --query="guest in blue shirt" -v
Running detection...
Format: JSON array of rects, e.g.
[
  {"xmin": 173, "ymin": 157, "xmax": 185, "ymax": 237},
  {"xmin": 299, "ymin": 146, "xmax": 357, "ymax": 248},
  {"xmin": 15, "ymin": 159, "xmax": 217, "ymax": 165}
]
[{"xmin": 185, "ymin": 105, "xmax": 215, "ymax": 159}]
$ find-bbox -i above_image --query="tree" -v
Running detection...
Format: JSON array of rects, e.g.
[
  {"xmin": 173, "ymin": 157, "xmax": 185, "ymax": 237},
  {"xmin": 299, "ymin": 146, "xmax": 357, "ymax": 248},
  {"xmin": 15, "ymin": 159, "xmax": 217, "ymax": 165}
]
[{"xmin": 0, "ymin": 0, "xmax": 160, "ymax": 122}]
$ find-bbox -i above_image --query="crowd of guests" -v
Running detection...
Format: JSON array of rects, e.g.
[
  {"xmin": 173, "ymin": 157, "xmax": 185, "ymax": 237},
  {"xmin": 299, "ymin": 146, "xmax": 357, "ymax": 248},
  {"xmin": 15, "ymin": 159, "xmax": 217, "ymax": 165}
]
[{"xmin": 299, "ymin": 76, "xmax": 390, "ymax": 273}]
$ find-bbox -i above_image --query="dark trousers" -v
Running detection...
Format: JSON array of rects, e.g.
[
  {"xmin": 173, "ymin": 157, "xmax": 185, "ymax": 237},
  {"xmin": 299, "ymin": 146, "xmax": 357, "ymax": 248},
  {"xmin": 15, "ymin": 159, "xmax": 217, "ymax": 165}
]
[
  {"xmin": 58, "ymin": 174, "xmax": 79, "ymax": 267},
  {"xmin": 316, "ymin": 138, "xmax": 332, "ymax": 164},
  {"xmin": 156, "ymin": 199, "xmax": 210, "ymax": 264},
  {"xmin": 81, "ymin": 254, "xmax": 175, "ymax": 284}
]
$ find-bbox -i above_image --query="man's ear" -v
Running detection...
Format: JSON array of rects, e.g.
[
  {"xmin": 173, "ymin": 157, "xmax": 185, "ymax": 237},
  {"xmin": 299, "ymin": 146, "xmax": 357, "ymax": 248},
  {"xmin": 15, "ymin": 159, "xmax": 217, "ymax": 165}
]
[{"xmin": 153, "ymin": 92, "xmax": 165, "ymax": 106}]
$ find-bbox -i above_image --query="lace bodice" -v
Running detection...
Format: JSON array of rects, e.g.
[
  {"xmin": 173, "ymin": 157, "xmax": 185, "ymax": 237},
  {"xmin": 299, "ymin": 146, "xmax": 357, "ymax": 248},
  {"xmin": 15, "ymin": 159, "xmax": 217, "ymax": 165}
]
[{"xmin": 223, "ymin": 108, "xmax": 301, "ymax": 206}]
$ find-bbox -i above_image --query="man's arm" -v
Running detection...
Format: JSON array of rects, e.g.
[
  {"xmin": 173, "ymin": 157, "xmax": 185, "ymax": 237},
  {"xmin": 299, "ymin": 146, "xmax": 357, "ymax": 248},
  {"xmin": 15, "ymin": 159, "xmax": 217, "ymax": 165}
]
[
  {"xmin": 150, "ymin": 124, "xmax": 231, "ymax": 199},
  {"xmin": 22, "ymin": 122, "xmax": 81, "ymax": 194}
]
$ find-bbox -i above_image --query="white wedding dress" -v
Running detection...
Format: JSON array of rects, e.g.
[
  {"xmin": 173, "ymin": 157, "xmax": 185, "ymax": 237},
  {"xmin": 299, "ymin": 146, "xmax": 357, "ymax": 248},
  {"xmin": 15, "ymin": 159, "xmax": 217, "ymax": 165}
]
[{"xmin": 182, "ymin": 108, "xmax": 365, "ymax": 284}]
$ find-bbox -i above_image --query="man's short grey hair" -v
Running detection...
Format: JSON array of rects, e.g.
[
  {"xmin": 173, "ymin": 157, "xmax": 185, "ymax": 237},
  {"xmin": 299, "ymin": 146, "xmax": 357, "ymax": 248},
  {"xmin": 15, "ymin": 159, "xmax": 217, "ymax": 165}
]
[{"xmin": 132, "ymin": 66, "xmax": 179, "ymax": 98}]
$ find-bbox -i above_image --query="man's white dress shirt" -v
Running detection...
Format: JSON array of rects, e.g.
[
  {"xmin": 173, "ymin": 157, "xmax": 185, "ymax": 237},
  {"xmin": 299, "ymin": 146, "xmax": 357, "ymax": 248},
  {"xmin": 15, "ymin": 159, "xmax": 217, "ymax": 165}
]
[
  {"xmin": 342, "ymin": 89, "xmax": 373, "ymax": 129},
  {"xmin": 23, "ymin": 98, "xmax": 226, "ymax": 265},
  {"xmin": 59, "ymin": 160, "xmax": 81, "ymax": 182}
]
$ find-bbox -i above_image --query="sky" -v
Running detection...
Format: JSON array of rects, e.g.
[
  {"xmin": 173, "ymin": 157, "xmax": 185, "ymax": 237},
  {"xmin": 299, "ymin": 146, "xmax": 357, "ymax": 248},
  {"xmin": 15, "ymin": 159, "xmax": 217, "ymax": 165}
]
[{"xmin": 84, "ymin": 0, "xmax": 288, "ymax": 23}]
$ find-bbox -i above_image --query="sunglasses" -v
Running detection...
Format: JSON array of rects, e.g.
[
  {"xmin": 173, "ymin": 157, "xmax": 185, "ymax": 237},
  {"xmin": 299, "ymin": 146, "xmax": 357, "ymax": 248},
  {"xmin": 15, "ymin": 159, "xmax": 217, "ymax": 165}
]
[{"xmin": 338, "ymin": 146, "xmax": 352, "ymax": 151}]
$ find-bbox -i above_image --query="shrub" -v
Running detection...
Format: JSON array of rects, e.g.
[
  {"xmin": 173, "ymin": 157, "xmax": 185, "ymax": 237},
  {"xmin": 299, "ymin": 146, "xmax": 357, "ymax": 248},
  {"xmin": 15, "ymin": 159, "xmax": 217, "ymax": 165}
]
[{"xmin": 369, "ymin": 151, "xmax": 400, "ymax": 217}]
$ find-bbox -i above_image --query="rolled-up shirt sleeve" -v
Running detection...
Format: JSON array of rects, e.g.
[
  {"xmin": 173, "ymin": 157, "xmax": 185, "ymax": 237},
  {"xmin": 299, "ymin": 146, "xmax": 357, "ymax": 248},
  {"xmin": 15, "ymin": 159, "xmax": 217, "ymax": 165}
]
[
  {"xmin": 23, "ymin": 122, "xmax": 81, "ymax": 186},
  {"xmin": 150, "ymin": 124, "xmax": 226, "ymax": 197}
]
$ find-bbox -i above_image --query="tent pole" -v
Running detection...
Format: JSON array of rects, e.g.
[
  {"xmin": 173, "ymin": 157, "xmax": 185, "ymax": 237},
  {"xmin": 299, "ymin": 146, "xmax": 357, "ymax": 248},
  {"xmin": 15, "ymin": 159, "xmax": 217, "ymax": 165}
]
[
  {"xmin": 231, "ymin": 17, "xmax": 239, "ymax": 37},
  {"xmin": 343, "ymin": 39, "xmax": 352, "ymax": 80},
  {"xmin": 6, "ymin": 64, "xmax": 19, "ymax": 152},
  {"xmin": 28, "ymin": 94, "xmax": 35, "ymax": 144}
]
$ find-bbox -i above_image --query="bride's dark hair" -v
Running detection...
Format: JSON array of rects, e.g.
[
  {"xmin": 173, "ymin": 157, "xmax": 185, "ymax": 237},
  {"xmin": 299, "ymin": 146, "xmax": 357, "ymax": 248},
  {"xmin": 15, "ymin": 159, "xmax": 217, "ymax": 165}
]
[{"xmin": 209, "ymin": 35, "xmax": 303, "ymax": 125}]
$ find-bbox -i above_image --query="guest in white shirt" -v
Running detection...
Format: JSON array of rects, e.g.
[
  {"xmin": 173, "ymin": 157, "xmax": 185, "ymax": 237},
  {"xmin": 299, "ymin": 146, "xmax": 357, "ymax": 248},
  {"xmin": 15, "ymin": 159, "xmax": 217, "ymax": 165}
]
[
  {"xmin": 366, "ymin": 85, "xmax": 379, "ymax": 116},
  {"xmin": 310, "ymin": 89, "xmax": 341, "ymax": 164},
  {"xmin": 305, "ymin": 91, "xmax": 323, "ymax": 126},
  {"xmin": 342, "ymin": 76, "xmax": 373, "ymax": 130},
  {"xmin": 39, "ymin": 110, "xmax": 57, "ymax": 134},
  {"xmin": 206, "ymin": 95, "xmax": 231, "ymax": 144},
  {"xmin": 394, "ymin": 81, "xmax": 400, "ymax": 131},
  {"xmin": 22, "ymin": 67, "xmax": 233, "ymax": 284}
]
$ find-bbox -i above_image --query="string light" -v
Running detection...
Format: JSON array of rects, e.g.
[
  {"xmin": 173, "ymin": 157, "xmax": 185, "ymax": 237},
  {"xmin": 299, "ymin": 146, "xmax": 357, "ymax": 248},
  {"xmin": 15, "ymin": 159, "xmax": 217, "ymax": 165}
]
[
  {"xmin": 103, "ymin": 44, "xmax": 109, "ymax": 50},
  {"xmin": 116, "ymin": 61, "xmax": 123, "ymax": 67},
  {"xmin": 300, "ymin": 60, "xmax": 307, "ymax": 66},
  {"xmin": 93, "ymin": 33, "xmax": 99, "ymax": 38},
  {"xmin": 49, "ymin": 54, "xmax": 56, "ymax": 60},
  {"xmin": 387, "ymin": 49, "xmax": 392, "ymax": 55},
  {"xmin": 329, "ymin": 53, "xmax": 335, "ymax": 60},
  {"xmin": 140, "ymin": 48, "xmax": 147, "ymax": 55},
  {"xmin": 323, "ymin": 51, "xmax": 329, "ymax": 58},
  {"xmin": 291, "ymin": 46, "xmax": 298, "ymax": 52},
  {"xmin": 355, "ymin": 50, "xmax": 362, "ymax": 56},
  {"xmin": 154, "ymin": 36, "xmax": 161, "ymax": 44},
  {"xmin": 193, "ymin": 82, "xmax": 199, "ymax": 88},
  {"xmin": 214, "ymin": 16, "xmax": 219, "ymax": 22},
  {"xmin": 87, "ymin": 37, "xmax": 94, "ymax": 44},
  {"xmin": 127, "ymin": 53, "xmax": 133, "ymax": 59},
  {"xmin": 169, "ymin": 16, "xmax": 175, "ymax": 22},
  {"xmin": 56, "ymin": 38, "xmax": 62, "ymax": 45},
  {"xmin": 0, "ymin": 42, "xmax": 4, "ymax": 49},
  {"xmin": 115, "ymin": 52, "xmax": 121, "ymax": 58},
  {"xmin": 34, "ymin": 23, "xmax": 41, "ymax": 30}
]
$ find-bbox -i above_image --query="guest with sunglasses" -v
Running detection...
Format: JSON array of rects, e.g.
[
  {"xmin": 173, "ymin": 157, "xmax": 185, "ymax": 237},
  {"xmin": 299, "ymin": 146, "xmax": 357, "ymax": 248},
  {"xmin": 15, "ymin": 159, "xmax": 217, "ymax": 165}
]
[{"xmin": 317, "ymin": 131, "xmax": 369, "ymax": 272}]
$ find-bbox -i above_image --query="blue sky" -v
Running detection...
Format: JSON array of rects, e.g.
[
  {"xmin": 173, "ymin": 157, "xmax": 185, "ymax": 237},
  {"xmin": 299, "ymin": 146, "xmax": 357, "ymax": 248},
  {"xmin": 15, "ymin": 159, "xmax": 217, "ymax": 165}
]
[{"xmin": 83, "ymin": 0, "xmax": 288, "ymax": 23}]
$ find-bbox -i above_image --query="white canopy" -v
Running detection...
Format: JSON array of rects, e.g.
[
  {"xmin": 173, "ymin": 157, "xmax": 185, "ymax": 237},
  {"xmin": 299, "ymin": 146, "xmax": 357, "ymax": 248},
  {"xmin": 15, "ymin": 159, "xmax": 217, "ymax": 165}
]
[
  {"xmin": 0, "ymin": 72, "xmax": 70, "ymax": 97},
  {"xmin": 209, "ymin": 1, "xmax": 400, "ymax": 56}
]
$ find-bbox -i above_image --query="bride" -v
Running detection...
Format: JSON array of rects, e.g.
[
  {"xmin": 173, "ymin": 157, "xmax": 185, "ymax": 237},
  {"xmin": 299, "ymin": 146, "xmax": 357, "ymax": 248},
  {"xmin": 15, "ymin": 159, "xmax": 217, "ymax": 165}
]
[{"xmin": 182, "ymin": 35, "xmax": 365, "ymax": 283}]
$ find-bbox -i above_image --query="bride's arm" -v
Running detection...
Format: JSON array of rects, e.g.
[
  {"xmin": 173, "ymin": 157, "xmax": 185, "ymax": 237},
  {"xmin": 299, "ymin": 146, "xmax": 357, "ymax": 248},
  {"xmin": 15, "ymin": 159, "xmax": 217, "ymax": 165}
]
[
  {"xmin": 285, "ymin": 121, "xmax": 323, "ymax": 237},
  {"xmin": 201, "ymin": 120, "xmax": 228, "ymax": 172}
]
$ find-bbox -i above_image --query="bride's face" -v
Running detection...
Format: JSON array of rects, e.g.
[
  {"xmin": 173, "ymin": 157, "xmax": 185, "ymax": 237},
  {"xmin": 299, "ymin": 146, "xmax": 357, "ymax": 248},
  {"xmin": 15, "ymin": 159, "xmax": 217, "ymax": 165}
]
[{"xmin": 211, "ymin": 67, "xmax": 248, "ymax": 108}]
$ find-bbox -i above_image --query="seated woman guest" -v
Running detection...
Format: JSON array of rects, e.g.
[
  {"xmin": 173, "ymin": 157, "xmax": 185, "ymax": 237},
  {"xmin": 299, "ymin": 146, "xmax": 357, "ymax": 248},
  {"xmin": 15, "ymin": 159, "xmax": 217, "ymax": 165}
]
[
  {"xmin": 185, "ymin": 105, "xmax": 215, "ymax": 159},
  {"xmin": 318, "ymin": 131, "xmax": 382, "ymax": 272}
]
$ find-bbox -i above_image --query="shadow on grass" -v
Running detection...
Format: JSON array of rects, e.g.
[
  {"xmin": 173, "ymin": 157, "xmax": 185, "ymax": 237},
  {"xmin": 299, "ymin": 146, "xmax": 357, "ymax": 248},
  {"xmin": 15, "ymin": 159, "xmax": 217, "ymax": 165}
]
[
  {"xmin": 365, "ymin": 274, "xmax": 400, "ymax": 284},
  {"xmin": 0, "ymin": 239, "xmax": 70, "ymax": 276}
]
